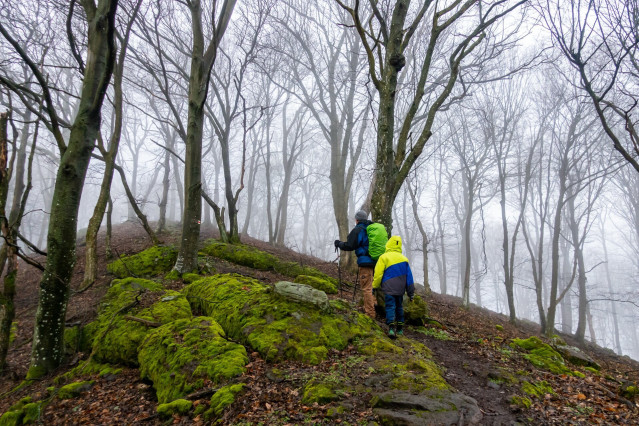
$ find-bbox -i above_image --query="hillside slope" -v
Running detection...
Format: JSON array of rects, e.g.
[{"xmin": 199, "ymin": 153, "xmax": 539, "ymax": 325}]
[{"xmin": 1, "ymin": 222, "xmax": 638, "ymax": 425}]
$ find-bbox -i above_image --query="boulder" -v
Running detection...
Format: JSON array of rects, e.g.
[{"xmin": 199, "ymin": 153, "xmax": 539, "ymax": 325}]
[
  {"xmin": 372, "ymin": 390, "xmax": 482, "ymax": 425},
  {"xmin": 552, "ymin": 343, "xmax": 600, "ymax": 370},
  {"xmin": 274, "ymin": 281, "xmax": 331, "ymax": 312},
  {"xmin": 375, "ymin": 291, "xmax": 428, "ymax": 325}
]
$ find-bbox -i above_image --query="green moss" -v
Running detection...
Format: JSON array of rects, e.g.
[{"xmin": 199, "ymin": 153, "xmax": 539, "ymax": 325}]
[
  {"xmin": 302, "ymin": 380, "xmax": 339, "ymax": 404},
  {"xmin": 367, "ymin": 339, "xmax": 448, "ymax": 394},
  {"xmin": 511, "ymin": 336, "xmax": 571, "ymax": 375},
  {"xmin": 0, "ymin": 410, "xmax": 23, "ymax": 426},
  {"xmin": 201, "ymin": 242, "xmax": 278, "ymax": 270},
  {"xmin": 21, "ymin": 402, "xmax": 42, "ymax": 424},
  {"xmin": 573, "ymin": 370, "xmax": 586, "ymax": 378},
  {"xmin": 414, "ymin": 327, "xmax": 452, "ymax": 341},
  {"xmin": 183, "ymin": 274, "xmax": 377, "ymax": 364},
  {"xmin": 521, "ymin": 380, "xmax": 554, "ymax": 398},
  {"xmin": 495, "ymin": 324, "xmax": 504, "ymax": 331},
  {"xmin": 91, "ymin": 279, "xmax": 191, "ymax": 365},
  {"xmin": 294, "ymin": 275, "xmax": 337, "ymax": 294},
  {"xmin": 182, "ymin": 273, "xmax": 202, "ymax": 283},
  {"xmin": 107, "ymin": 245, "xmax": 178, "ymax": 278},
  {"xmin": 58, "ymin": 381, "xmax": 94, "ymax": 399},
  {"xmin": 585, "ymin": 366, "xmax": 599, "ymax": 374},
  {"xmin": 164, "ymin": 270, "xmax": 181, "ymax": 281},
  {"xmin": 200, "ymin": 241, "xmax": 336, "ymax": 284},
  {"xmin": 621, "ymin": 384, "xmax": 638, "ymax": 399},
  {"xmin": 357, "ymin": 335, "xmax": 402, "ymax": 356},
  {"xmin": 157, "ymin": 399, "xmax": 192, "ymax": 417},
  {"xmin": 326, "ymin": 406, "xmax": 345, "ymax": 417},
  {"xmin": 509, "ymin": 395, "xmax": 532, "ymax": 409},
  {"xmin": 206, "ymin": 383, "xmax": 246, "ymax": 419},
  {"xmin": 138, "ymin": 316, "xmax": 248, "ymax": 404},
  {"xmin": 9, "ymin": 321, "xmax": 17, "ymax": 344},
  {"xmin": 25, "ymin": 365, "xmax": 47, "ymax": 380},
  {"xmin": 403, "ymin": 294, "xmax": 428, "ymax": 325}
]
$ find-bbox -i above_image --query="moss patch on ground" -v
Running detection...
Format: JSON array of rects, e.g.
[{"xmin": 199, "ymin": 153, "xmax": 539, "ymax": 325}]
[
  {"xmin": 294, "ymin": 275, "xmax": 337, "ymax": 294},
  {"xmin": 138, "ymin": 316, "xmax": 248, "ymax": 404},
  {"xmin": 183, "ymin": 274, "xmax": 377, "ymax": 364},
  {"xmin": 0, "ymin": 397, "xmax": 43, "ymax": 426},
  {"xmin": 522, "ymin": 380, "xmax": 555, "ymax": 397},
  {"xmin": 511, "ymin": 336, "xmax": 572, "ymax": 375},
  {"xmin": 157, "ymin": 399, "xmax": 192, "ymax": 417},
  {"xmin": 57, "ymin": 381, "xmax": 95, "ymax": 399},
  {"xmin": 205, "ymin": 383, "xmax": 246, "ymax": 419},
  {"xmin": 107, "ymin": 245, "xmax": 178, "ymax": 278},
  {"xmin": 90, "ymin": 278, "xmax": 192, "ymax": 365},
  {"xmin": 302, "ymin": 380, "xmax": 339, "ymax": 404}
]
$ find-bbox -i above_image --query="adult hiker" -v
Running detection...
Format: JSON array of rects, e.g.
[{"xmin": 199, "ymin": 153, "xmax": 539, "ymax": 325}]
[
  {"xmin": 334, "ymin": 210, "xmax": 378, "ymax": 318},
  {"xmin": 372, "ymin": 235, "xmax": 415, "ymax": 338}
]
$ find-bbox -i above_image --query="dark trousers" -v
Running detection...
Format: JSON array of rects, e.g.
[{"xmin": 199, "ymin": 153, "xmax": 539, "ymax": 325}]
[{"xmin": 384, "ymin": 294, "xmax": 404, "ymax": 325}]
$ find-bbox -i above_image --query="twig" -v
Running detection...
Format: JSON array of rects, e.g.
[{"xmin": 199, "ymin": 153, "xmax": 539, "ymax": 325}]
[{"xmin": 123, "ymin": 315, "xmax": 161, "ymax": 328}]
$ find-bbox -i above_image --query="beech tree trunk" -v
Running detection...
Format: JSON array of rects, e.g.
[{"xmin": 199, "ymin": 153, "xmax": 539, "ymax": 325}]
[
  {"xmin": 174, "ymin": 0, "xmax": 236, "ymax": 273},
  {"xmin": 28, "ymin": 0, "xmax": 119, "ymax": 378}
]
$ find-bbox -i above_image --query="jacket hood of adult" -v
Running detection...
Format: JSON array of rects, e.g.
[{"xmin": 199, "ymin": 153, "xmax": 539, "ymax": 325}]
[{"xmin": 385, "ymin": 235, "xmax": 402, "ymax": 253}]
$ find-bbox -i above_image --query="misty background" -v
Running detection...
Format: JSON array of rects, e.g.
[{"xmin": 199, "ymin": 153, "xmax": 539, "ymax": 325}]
[{"xmin": 2, "ymin": 0, "xmax": 639, "ymax": 364}]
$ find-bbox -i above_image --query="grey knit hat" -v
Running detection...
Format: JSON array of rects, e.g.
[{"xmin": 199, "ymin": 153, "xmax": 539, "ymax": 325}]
[{"xmin": 354, "ymin": 210, "xmax": 368, "ymax": 221}]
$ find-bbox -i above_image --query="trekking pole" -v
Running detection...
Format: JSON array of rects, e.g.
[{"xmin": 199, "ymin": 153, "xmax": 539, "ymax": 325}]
[
  {"xmin": 334, "ymin": 247, "xmax": 342, "ymax": 299},
  {"xmin": 353, "ymin": 268, "xmax": 359, "ymax": 302}
]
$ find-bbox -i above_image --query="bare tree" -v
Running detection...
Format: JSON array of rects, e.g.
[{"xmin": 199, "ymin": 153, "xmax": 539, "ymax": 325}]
[
  {"xmin": 336, "ymin": 0, "xmax": 526, "ymax": 229},
  {"xmin": 1, "ymin": 0, "xmax": 120, "ymax": 377},
  {"xmin": 540, "ymin": 0, "xmax": 639, "ymax": 173}
]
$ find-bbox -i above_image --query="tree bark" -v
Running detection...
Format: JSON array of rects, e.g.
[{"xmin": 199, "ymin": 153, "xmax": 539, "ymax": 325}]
[
  {"xmin": 28, "ymin": 0, "xmax": 119, "ymax": 378},
  {"xmin": 175, "ymin": 0, "xmax": 236, "ymax": 273}
]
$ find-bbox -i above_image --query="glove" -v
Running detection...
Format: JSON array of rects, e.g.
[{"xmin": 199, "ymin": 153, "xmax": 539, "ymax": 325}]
[{"xmin": 334, "ymin": 240, "xmax": 341, "ymax": 249}]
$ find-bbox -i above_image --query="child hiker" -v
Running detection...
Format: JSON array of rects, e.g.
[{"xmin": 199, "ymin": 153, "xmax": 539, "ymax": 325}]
[{"xmin": 372, "ymin": 236, "xmax": 414, "ymax": 338}]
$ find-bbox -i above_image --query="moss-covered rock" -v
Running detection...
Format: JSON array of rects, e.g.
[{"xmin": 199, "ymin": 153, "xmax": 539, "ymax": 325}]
[
  {"xmin": 58, "ymin": 381, "xmax": 94, "ymax": 399},
  {"xmin": 200, "ymin": 242, "xmax": 278, "ymax": 270},
  {"xmin": 138, "ymin": 317, "xmax": 248, "ymax": 404},
  {"xmin": 511, "ymin": 336, "xmax": 571, "ymax": 375},
  {"xmin": 21, "ymin": 402, "xmax": 43, "ymax": 424},
  {"xmin": 357, "ymin": 335, "xmax": 403, "ymax": 356},
  {"xmin": 368, "ymin": 339, "xmax": 449, "ymax": 394},
  {"xmin": 63, "ymin": 322, "xmax": 97, "ymax": 355},
  {"xmin": 0, "ymin": 397, "xmax": 39, "ymax": 426},
  {"xmin": 200, "ymin": 241, "xmax": 336, "ymax": 283},
  {"xmin": 294, "ymin": 275, "xmax": 337, "ymax": 294},
  {"xmin": 182, "ymin": 273, "xmax": 202, "ymax": 283},
  {"xmin": 107, "ymin": 245, "xmax": 178, "ymax": 278},
  {"xmin": 0, "ymin": 410, "xmax": 23, "ymax": 426},
  {"xmin": 302, "ymin": 380, "xmax": 339, "ymax": 404},
  {"xmin": 374, "ymin": 292, "xmax": 428, "ymax": 325},
  {"xmin": 91, "ymin": 278, "xmax": 191, "ymax": 365},
  {"xmin": 183, "ymin": 274, "xmax": 377, "ymax": 364},
  {"xmin": 205, "ymin": 383, "xmax": 246, "ymax": 419},
  {"xmin": 157, "ymin": 399, "xmax": 192, "ymax": 417}
]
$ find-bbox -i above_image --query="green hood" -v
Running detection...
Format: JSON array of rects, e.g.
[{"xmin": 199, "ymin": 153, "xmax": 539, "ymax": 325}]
[{"xmin": 385, "ymin": 235, "xmax": 402, "ymax": 253}]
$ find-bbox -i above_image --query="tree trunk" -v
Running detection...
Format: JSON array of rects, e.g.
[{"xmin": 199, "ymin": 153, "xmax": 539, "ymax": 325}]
[
  {"xmin": 559, "ymin": 236, "xmax": 572, "ymax": 334},
  {"xmin": 602, "ymin": 232, "xmax": 622, "ymax": 354},
  {"xmin": 29, "ymin": 0, "xmax": 119, "ymax": 378}
]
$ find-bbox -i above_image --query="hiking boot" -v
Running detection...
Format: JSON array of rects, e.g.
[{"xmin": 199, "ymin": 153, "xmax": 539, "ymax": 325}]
[
  {"xmin": 388, "ymin": 322, "xmax": 397, "ymax": 339},
  {"xmin": 396, "ymin": 322, "xmax": 404, "ymax": 336}
]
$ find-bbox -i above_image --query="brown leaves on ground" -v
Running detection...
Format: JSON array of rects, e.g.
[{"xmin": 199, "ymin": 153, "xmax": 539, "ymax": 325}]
[{"xmin": 1, "ymin": 222, "xmax": 638, "ymax": 424}]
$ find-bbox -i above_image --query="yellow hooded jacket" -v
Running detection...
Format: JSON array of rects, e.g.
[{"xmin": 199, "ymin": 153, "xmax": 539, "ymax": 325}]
[{"xmin": 372, "ymin": 236, "xmax": 415, "ymax": 297}]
